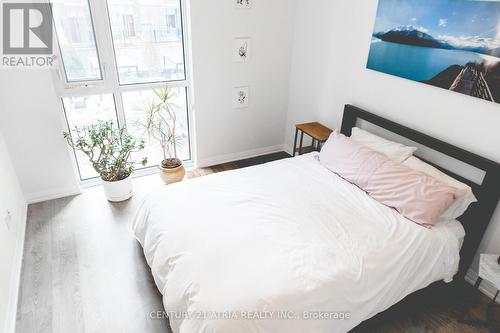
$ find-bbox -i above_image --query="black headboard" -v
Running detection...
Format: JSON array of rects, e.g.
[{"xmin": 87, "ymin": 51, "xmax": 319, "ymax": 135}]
[{"xmin": 341, "ymin": 104, "xmax": 500, "ymax": 279}]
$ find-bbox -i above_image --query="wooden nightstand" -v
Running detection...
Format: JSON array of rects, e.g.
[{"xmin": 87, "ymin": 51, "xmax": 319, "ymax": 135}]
[{"xmin": 293, "ymin": 122, "xmax": 333, "ymax": 156}]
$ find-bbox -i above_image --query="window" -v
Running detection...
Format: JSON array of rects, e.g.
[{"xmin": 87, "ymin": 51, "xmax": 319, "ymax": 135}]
[
  {"xmin": 52, "ymin": 0, "xmax": 192, "ymax": 182},
  {"xmin": 121, "ymin": 87, "xmax": 190, "ymax": 168},
  {"xmin": 107, "ymin": 0, "xmax": 186, "ymax": 85},
  {"xmin": 52, "ymin": 0, "xmax": 102, "ymax": 82}
]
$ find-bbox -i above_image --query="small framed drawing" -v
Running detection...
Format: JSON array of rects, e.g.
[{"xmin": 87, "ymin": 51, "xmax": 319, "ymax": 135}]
[
  {"xmin": 232, "ymin": 86, "xmax": 249, "ymax": 108},
  {"xmin": 234, "ymin": 38, "xmax": 251, "ymax": 62},
  {"xmin": 235, "ymin": 0, "xmax": 252, "ymax": 9}
]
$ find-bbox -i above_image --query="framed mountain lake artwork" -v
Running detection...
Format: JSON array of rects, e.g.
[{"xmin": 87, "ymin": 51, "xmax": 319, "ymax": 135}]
[{"xmin": 368, "ymin": 0, "xmax": 500, "ymax": 104}]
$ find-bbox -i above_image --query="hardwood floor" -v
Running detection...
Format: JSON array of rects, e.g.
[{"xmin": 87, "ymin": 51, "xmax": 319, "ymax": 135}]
[
  {"xmin": 15, "ymin": 152, "xmax": 499, "ymax": 333},
  {"xmin": 352, "ymin": 283, "xmax": 500, "ymax": 333}
]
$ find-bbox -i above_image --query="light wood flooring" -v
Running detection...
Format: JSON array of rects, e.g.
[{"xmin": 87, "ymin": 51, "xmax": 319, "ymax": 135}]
[{"xmin": 15, "ymin": 152, "xmax": 499, "ymax": 333}]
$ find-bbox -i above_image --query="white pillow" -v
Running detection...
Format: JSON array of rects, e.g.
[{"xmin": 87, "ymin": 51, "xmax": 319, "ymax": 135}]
[
  {"xmin": 403, "ymin": 156, "xmax": 477, "ymax": 221},
  {"xmin": 351, "ymin": 127, "xmax": 417, "ymax": 163}
]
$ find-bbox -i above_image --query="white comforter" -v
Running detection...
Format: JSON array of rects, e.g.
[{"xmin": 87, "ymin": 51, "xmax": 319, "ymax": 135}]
[{"xmin": 133, "ymin": 153, "xmax": 464, "ymax": 333}]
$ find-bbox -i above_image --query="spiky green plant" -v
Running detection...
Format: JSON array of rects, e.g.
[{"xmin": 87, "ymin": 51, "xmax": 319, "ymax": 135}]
[
  {"xmin": 140, "ymin": 86, "xmax": 183, "ymax": 168},
  {"xmin": 63, "ymin": 121, "xmax": 147, "ymax": 181}
]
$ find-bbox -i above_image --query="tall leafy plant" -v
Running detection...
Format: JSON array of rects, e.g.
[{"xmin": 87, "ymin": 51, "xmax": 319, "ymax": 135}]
[
  {"xmin": 63, "ymin": 121, "xmax": 147, "ymax": 181},
  {"xmin": 141, "ymin": 86, "xmax": 183, "ymax": 168}
]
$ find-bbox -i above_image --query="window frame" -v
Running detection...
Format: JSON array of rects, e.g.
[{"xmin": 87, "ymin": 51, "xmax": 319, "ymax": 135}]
[
  {"xmin": 51, "ymin": 0, "xmax": 105, "ymax": 85},
  {"xmin": 106, "ymin": 0, "xmax": 188, "ymax": 86},
  {"xmin": 52, "ymin": 0, "xmax": 194, "ymax": 187}
]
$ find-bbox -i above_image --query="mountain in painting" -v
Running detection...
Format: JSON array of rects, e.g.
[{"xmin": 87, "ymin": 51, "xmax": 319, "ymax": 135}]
[
  {"xmin": 373, "ymin": 26, "xmax": 448, "ymax": 49},
  {"xmin": 373, "ymin": 26, "xmax": 499, "ymax": 57}
]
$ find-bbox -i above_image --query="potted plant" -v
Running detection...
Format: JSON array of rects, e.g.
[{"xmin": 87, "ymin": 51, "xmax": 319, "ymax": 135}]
[
  {"xmin": 63, "ymin": 121, "xmax": 147, "ymax": 202},
  {"xmin": 141, "ymin": 86, "xmax": 185, "ymax": 184}
]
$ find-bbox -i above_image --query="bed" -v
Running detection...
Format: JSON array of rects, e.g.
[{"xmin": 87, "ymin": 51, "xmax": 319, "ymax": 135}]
[{"xmin": 133, "ymin": 105, "xmax": 500, "ymax": 333}]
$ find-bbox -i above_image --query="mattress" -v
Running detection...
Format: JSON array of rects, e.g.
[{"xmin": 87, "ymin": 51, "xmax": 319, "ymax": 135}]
[{"xmin": 133, "ymin": 152, "xmax": 464, "ymax": 333}]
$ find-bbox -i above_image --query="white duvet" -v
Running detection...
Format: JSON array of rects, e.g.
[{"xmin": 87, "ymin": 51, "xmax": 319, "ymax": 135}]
[{"xmin": 133, "ymin": 153, "xmax": 464, "ymax": 333}]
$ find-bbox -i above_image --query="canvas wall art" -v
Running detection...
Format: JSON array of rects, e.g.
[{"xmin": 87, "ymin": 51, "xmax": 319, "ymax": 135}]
[{"xmin": 368, "ymin": 0, "xmax": 500, "ymax": 104}]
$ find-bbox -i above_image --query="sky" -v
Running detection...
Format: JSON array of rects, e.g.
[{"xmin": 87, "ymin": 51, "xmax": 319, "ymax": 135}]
[{"xmin": 373, "ymin": 0, "xmax": 500, "ymax": 49}]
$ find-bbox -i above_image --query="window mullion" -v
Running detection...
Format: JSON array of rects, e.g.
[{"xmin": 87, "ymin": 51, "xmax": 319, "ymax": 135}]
[
  {"xmin": 87, "ymin": 0, "xmax": 115, "ymax": 88},
  {"xmin": 88, "ymin": 0, "xmax": 126, "ymax": 129},
  {"xmin": 114, "ymin": 89, "xmax": 127, "ymax": 130}
]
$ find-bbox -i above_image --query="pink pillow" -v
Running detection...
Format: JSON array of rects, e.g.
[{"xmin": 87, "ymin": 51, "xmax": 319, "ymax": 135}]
[{"xmin": 320, "ymin": 131, "xmax": 464, "ymax": 227}]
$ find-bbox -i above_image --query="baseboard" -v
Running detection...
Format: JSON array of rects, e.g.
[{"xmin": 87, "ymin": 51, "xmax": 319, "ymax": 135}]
[
  {"xmin": 465, "ymin": 268, "xmax": 500, "ymax": 304},
  {"xmin": 196, "ymin": 145, "xmax": 285, "ymax": 168},
  {"xmin": 4, "ymin": 203, "xmax": 28, "ymax": 333},
  {"xmin": 25, "ymin": 146, "xmax": 286, "ymax": 202},
  {"xmin": 25, "ymin": 186, "xmax": 81, "ymax": 204}
]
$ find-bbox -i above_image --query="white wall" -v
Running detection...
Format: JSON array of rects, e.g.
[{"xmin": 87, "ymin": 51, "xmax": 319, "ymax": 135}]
[
  {"xmin": 0, "ymin": 130, "xmax": 27, "ymax": 333},
  {"xmin": 0, "ymin": 0, "xmax": 296, "ymax": 202},
  {"xmin": 190, "ymin": 0, "xmax": 296, "ymax": 166},
  {"xmin": 286, "ymin": 0, "xmax": 500, "ymax": 274},
  {"xmin": 0, "ymin": 70, "xmax": 81, "ymax": 203}
]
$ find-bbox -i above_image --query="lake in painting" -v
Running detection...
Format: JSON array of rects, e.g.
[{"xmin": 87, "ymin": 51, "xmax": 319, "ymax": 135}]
[
  {"xmin": 368, "ymin": 0, "xmax": 500, "ymax": 104},
  {"xmin": 368, "ymin": 40, "xmax": 499, "ymax": 82}
]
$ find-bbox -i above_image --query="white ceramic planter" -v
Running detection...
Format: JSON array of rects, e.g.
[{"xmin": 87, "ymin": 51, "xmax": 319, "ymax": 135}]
[{"xmin": 102, "ymin": 176, "xmax": 133, "ymax": 202}]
